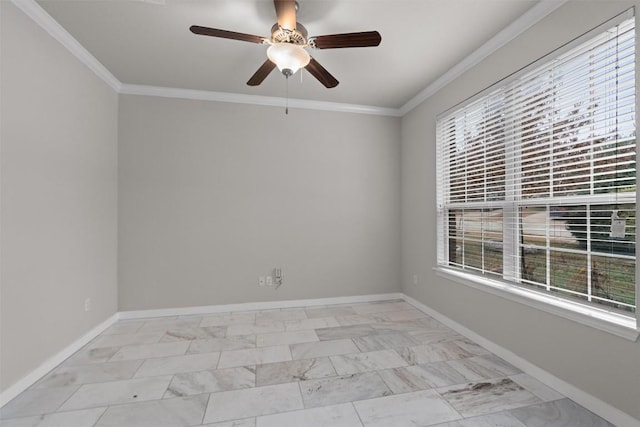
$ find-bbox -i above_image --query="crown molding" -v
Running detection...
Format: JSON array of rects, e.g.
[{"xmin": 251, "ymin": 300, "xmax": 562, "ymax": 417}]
[
  {"xmin": 120, "ymin": 84, "xmax": 403, "ymax": 117},
  {"xmin": 398, "ymin": 0, "xmax": 569, "ymax": 116},
  {"xmin": 12, "ymin": 0, "xmax": 399, "ymax": 117},
  {"xmin": 11, "ymin": 0, "xmax": 121, "ymax": 92},
  {"xmin": 13, "ymin": 0, "xmax": 567, "ymax": 117}
]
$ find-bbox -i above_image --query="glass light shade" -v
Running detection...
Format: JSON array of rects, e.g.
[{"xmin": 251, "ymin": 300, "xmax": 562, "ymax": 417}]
[{"xmin": 267, "ymin": 43, "xmax": 310, "ymax": 76}]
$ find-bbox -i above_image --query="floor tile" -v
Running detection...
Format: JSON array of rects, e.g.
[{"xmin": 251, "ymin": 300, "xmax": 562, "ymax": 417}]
[
  {"xmin": 432, "ymin": 412, "xmax": 527, "ymax": 427},
  {"xmin": 217, "ymin": 345, "xmax": 291, "ymax": 369},
  {"xmin": 0, "ymin": 407, "xmax": 106, "ymax": 427},
  {"xmin": 407, "ymin": 328, "xmax": 464, "ymax": 345},
  {"xmin": 284, "ymin": 317, "xmax": 340, "ymax": 331},
  {"xmin": 446, "ymin": 354, "xmax": 521, "ymax": 381},
  {"xmin": 59, "ymin": 376, "xmax": 172, "ymax": 411},
  {"xmin": 509, "ymin": 398, "xmax": 614, "ymax": 427},
  {"xmin": 256, "ymin": 402, "xmax": 363, "ymax": 427},
  {"xmin": 300, "ymin": 372, "xmax": 391, "ymax": 408},
  {"xmin": 199, "ymin": 313, "xmax": 256, "ymax": 327},
  {"xmin": 255, "ymin": 357, "xmax": 336, "ymax": 386},
  {"xmin": 255, "ymin": 330, "xmax": 318, "ymax": 347},
  {"xmin": 443, "ymin": 339, "xmax": 490, "ymax": 357},
  {"xmin": 290, "ymin": 339, "xmax": 359, "ymax": 360},
  {"xmin": 353, "ymin": 389, "xmax": 462, "ymax": 427},
  {"xmin": 136, "ymin": 318, "xmax": 202, "ymax": 334},
  {"xmin": 376, "ymin": 367, "xmax": 432, "ymax": 394},
  {"xmin": 377, "ymin": 361, "xmax": 470, "ymax": 393},
  {"xmin": 226, "ymin": 321, "xmax": 285, "ymax": 337},
  {"xmin": 405, "ymin": 360, "xmax": 475, "ymax": 387},
  {"xmin": 0, "ymin": 387, "xmax": 79, "ymax": 419},
  {"xmin": 255, "ymin": 309, "xmax": 307, "ymax": 322},
  {"xmin": 352, "ymin": 332, "xmax": 419, "ymax": 352},
  {"xmin": 202, "ymin": 418, "xmax": 256, "ymax": 427},
  {"xmin": 398, "ymin": 342, "xmax": 472, "ymax": 365},
  {"xmin": 62, "ymin": 346, "xmax": 121, "ymax": 366},
  {"xmin": 351, "ymin": 301, "xmax": 413, "ymax": 314},
  {"xmin": 330, "ymin": 349, "xmax": 407, "ymax": 375},
  {"xmin": 203, "ymin": 383, "xmax": 304, "ymax": 424},
  {"xmin": 109, "ymin": 341, "xmax": 190, "ymax": 361},
  {"xmin": 371, "ymin": 309, "xmax": 428, "ymax": 322},
  {"xmin": 160, "ymin": 326, "xmax": 227, "ymax": 342},
  {"xmin": 95, "ymin": 394, "xmax": 208, "ymax": 427},
  {"xmin": 305, "ymin": 306, "xmax": 358, "ymax": 318},
  {"xmin": 369, "ymin": 320, "xmax": 434, "ymax": 333},
  {"xmin": 437, "ymin": 378, "xmax": 541, "ymax": 417},
  {"xmin": 403, "ymin": 339, "xmax": 490, "ymax": 364},
  {"xmin": 134, "ymin": 353, "xmax": 220, "ymax": 377},
  {"xmin": 315, "ymin": 325, "xmax": 378, "ymax": 341},
  {"xmin": 187, "ymin": 335, "xmax": 256, "ymax": 354},
  {"xmin": 414, "ymin": 317, "xmax": 455, "ymax": 330},
  {"xmin": 335, "ymin": 314, "xmax": 377, "ymax": 326},
  {"xmin": 32, "ymin": 360, "xmax": 142, "ymax": 389},
  {"xmin": 87, "ymin": 332, "xmax": 164, "ymax": 349},
  {"xmin": 509, "ymin": 373, "xmax": 564, "ymax": 402},
  {"xmin": 165, "ymin": 366, "xmax": 255, "ymax": 398}
]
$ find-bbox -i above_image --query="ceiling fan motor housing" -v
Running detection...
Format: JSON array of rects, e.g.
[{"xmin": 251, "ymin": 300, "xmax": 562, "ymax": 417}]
[{"xmin": 270, "ymin": 23, "xmax": 308, "ymax": 45}]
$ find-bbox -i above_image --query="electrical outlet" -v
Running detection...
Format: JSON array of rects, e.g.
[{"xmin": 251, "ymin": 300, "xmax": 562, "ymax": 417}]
[
  {"xmin": 412, "ymin": 275, "xmax": 418, "ymax": 285},
  {"xmin": 84, "ymin": 297, "xmax": 91, "ymax": 312},
  {"xmin": 274, "ymin": 268, "xmax": 283, "ymax": 287},
  {"xmin": 259, "ymin": 276, "xmax": 266, "ymax": 286},
  {"xmin": 266, "ymin": 276, "xmax": 273, "ymax": 286}
]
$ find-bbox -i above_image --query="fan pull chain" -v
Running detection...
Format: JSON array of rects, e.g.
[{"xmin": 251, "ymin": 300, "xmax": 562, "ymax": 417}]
[{"xmin": 285, "ymin": 75, "xmax": 289, "ymax": 115}]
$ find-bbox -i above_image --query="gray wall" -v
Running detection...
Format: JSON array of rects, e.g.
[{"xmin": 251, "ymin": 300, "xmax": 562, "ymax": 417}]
[
  {"xmin": 118, "ymin": 96, "xmax": 401, "ymax": 310},
  {"xmin": 3, "ymin": 0, "xmax": 638, "ymax": 420},
  {"xmin": 0, "ymin": 3, "xmax": 118, "ymax": 392},
  {"xmin": 401, "ymin": 0, "xmax": 640, "ymax": 420}
]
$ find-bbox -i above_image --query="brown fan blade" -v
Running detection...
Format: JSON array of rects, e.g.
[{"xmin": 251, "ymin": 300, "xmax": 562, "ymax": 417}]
[
  {"xmin": 312, "ymin": 31, "xmax": 381, "ymax": 49},
  {"xmin": 247, "ymin": 60, "xmax": 277, "ymax": 86},
  {"xmin": 190, "ymin": 26, "xmax": 265, "ymax": 44},
  {"xmin": 305, "ymin": 58, "xmax": 338, "ymax": 88},
  {"xmin": 274, "ymin": 0, "xmax": 296, "ymax": 31}
]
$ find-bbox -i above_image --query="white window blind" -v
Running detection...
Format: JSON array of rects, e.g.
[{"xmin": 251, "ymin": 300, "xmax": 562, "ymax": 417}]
[{"xmin": 436, "ymin": 11, "xmax": 636, "ymax": 316}]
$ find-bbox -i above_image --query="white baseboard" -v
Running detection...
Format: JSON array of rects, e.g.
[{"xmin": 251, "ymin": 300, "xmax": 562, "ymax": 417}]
[
  {"xmin": 402, "ymin": 294, "xmax": 640, "ymax": 427},
  {"xmin": 118, "ymin": 293, "xmax": 404, "ymax": 320},
  {"xmin": 0, "ymin": 313, "xmax": 119, "ymax": 408}
]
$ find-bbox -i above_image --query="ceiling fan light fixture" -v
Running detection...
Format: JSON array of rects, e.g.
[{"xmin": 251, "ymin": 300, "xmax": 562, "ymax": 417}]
[{"xmin": 267, "ymin": 43, "xmax": 310, "ymax": 77}]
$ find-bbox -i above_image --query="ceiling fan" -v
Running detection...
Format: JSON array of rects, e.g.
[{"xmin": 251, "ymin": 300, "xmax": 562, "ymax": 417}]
[{"xmin": 190, "ymin": 0, "xmax": 381, "ymax": 88}]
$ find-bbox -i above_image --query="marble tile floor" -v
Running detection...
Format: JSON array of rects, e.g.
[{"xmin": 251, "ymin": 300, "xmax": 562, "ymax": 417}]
[{"xmin": 0, "ymin": 300, "xmax": 613, "ymax": 427}]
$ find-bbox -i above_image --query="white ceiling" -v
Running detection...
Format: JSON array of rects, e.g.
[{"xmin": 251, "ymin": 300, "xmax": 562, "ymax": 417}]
[{"xmin": 36, "ymin": 0, "xmax": 540, "ymax": 109}]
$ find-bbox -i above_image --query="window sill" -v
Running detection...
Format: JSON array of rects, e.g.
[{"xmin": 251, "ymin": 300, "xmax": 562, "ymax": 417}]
[{"xmin": 434, "ymin": 267, "xmax": 639, "ymax": 342}]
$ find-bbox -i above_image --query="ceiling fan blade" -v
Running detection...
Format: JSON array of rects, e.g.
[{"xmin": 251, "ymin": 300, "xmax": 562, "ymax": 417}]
[
  {"xmin": 274, "ymin": 0, "xmax": 297, "ymax": 31},
  {"xmin": 312, "ymin": 31, "xmax": 381, "ymax": 49},
  {"xmin": 305, "ymin": 58, "xmax": 339, "ymax": 88},
  {"xmin": 247, "ymin": 60, "xmax": 277, "ymax": 86},
  {"xmin": 190, "ymin": 26, "xmax": 266, "ymax": 44}
]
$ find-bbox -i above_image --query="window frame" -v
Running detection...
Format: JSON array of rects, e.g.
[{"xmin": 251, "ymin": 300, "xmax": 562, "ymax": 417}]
[{"xmin": 435, "ymin": 9, "xmax": 639, "ymax": 340}]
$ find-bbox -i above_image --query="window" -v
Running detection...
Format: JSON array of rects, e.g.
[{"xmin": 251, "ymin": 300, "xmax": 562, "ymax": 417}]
[{"xmin": 436, "ymin": 11, "xmax": 637, "ymax": 326}]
